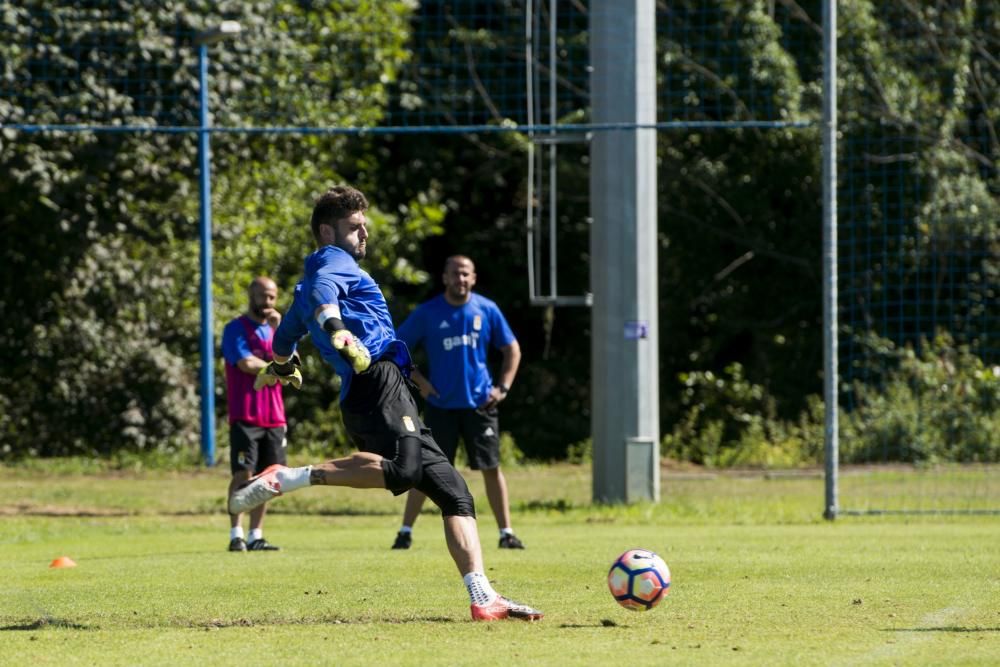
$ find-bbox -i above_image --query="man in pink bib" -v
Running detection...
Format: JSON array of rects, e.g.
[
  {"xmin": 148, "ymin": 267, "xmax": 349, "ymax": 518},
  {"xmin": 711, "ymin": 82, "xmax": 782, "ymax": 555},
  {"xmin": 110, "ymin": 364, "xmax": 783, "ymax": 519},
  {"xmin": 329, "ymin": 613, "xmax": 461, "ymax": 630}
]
[{"xmin": 221, "ymin": 276, "xmax": 288, "ymax": 552}]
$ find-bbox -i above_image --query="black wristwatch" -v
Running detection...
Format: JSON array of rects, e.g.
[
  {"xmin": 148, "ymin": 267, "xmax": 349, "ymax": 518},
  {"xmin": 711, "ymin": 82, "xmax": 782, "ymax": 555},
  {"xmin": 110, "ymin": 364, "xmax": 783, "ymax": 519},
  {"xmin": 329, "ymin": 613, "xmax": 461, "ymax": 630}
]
[{"xmin": 497, "ymin": 383, "xmax": 510, "ymax": 395}]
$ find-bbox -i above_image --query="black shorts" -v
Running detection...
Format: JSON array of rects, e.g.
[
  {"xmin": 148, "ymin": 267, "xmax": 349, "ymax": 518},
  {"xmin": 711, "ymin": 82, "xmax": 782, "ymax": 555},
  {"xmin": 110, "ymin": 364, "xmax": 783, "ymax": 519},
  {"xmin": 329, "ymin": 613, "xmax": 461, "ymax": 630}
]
[
  {"xmin": 229, "ymin": 422, "xmax": 287, "ymax": 476},
  {"xmin": 341, "ymin": 360, "xmax": 473, "ymax": 513},
  {"xmin": 424, "ymin": 403, "xmax": 501, "ymax": 471}
]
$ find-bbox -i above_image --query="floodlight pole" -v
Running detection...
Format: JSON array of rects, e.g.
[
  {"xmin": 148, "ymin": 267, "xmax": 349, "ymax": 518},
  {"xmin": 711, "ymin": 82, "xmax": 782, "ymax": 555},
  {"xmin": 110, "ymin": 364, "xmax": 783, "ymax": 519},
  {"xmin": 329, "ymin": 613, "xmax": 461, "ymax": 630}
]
[
  {"xmin": 590, "ymin": 0, "xmax": 659, "ymax": 503},
  {"xmin": 195, "ymin": 21, "xmax": 240, "ymax": 467}
]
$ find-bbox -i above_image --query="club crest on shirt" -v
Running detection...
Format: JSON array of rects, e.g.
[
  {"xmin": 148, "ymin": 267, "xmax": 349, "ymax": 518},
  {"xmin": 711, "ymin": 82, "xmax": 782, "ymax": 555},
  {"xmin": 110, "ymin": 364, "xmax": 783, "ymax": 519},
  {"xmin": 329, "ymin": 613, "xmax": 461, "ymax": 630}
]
[
  {"xmin": 402, "ymin": 415, "xmax": 416, "ymax": 432},
  {"xmin": 238, "ymin": 452, "xmax": 246, "ymax": 465},
  {"xmin": 473, "ymin": 315, "xmax": 482, "ymax": 331}
]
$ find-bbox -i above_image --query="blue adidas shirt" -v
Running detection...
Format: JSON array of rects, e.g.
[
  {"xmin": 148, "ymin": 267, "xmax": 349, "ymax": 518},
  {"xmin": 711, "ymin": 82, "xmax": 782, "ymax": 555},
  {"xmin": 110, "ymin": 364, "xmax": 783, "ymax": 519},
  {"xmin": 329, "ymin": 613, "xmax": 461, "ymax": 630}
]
[
  {"xmin": 273, "ymin": 245, "xmax": 410, "ymax": 400},
  {"xmin": 397, "ymin": 293, "xmax": 516, "ymax": 409}
]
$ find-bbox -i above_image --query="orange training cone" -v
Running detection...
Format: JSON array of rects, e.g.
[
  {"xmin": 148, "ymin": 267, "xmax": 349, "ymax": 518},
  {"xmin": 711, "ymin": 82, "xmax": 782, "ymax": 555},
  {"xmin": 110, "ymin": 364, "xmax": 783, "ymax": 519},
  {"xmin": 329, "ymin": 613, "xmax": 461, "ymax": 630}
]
[{"xmin": 49, "ymin": 556, "xmax": 77, "ymax": 569}]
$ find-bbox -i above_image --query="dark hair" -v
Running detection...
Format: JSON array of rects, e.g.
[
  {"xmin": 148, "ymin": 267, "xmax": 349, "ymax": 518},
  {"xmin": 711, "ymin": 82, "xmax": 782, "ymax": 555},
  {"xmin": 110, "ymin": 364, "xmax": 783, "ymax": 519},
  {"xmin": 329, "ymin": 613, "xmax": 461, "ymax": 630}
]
[{"xmin": 310, "ymin": 185, "xmax": 369, "ymax": 243}]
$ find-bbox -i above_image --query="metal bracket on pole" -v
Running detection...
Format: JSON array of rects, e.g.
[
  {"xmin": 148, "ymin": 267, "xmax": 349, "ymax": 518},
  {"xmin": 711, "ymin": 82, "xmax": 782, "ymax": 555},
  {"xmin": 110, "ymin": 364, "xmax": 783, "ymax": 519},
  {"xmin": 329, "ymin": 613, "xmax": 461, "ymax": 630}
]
[
  {"xmin": 524, "ymin": 0, "xmax": 592, "ymax": 308},
  {"xmin": 626, "ymin": 437, "xmax": 658, "ymax": 502}
]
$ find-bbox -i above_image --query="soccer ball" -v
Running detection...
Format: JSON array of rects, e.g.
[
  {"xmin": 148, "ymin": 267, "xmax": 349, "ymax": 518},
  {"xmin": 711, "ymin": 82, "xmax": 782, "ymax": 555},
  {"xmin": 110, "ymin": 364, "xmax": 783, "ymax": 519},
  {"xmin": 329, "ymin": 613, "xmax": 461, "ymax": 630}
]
[{"xmin": 607, "ymin": 548, "xmax": 671, "ymax": 611}]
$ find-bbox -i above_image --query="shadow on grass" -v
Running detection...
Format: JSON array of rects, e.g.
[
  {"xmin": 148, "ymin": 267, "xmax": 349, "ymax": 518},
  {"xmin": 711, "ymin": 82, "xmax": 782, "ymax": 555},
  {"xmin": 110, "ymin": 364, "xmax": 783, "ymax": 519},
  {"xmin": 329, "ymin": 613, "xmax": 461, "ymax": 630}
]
[
  {"xmin": 885, "ymin": 626, "xmax": 1000, "ymax": 633},
  {"xmin": 1, "ymin": 618, "xmax": 91, "ymax": 631},
  {"xmin": 514, "ymin": 499, "xmax": 576, "ymax": 512},
  {"xmin": 559, "ymin": 619, "xmax": 621, "ymax": 628},
  {"xmin": 0, "ymin": 616, "xmax": 464, "ymax": 632},
  {"xmin": 196, "ymin": 615, "xmax": 457, "ymax": 628}
]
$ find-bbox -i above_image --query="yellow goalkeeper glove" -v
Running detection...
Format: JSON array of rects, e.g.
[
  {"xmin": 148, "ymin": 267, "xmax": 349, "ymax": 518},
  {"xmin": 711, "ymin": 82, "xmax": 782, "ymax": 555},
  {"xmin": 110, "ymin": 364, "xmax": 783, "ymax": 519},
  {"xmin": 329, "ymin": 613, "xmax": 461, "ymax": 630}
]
[
  {"xmin": 331, "ymin": 329, "xmax": 371, "ymax": 373},
  {"xmin": 254, "ymin": 356, "xmax": 303, "ymax": 390}
]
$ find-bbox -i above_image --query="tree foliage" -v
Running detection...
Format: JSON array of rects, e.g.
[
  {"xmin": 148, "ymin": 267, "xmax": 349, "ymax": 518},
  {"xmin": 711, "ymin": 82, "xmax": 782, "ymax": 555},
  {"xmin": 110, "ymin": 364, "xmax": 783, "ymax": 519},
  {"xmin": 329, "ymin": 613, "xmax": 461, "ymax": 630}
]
[
  {"xmin": 842, "ymin": 333, "xmax": 1000, "ymax": 463},
  {"xmin": 0, "ymin": 1, "xmax": 438, "ymax": 458},
  {"xmin": 1, "ymin": 1, "xmax": 996, "ymax": 464}
]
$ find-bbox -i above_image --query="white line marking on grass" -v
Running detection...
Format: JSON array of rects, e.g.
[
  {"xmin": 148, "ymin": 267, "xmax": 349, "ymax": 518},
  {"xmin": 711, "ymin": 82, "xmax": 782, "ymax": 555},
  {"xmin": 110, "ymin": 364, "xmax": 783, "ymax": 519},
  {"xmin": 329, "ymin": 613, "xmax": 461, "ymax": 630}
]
[{"xmin": 839, "ymin": 606, "xmax": 964, "ymax": 666}]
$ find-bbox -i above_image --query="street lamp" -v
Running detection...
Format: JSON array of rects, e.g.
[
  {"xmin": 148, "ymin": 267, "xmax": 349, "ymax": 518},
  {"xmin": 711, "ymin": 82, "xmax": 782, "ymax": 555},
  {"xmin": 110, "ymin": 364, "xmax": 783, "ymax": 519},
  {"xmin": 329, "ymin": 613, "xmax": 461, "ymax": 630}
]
[{"xmin": 194, "ymin": 20, "xmax": 241, "ymax": 466}]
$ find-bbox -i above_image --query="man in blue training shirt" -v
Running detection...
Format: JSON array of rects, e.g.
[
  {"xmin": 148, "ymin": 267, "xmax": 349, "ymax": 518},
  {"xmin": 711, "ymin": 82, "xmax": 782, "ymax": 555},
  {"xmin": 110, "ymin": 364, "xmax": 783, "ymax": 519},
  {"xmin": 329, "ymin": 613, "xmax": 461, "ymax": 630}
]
[
  {"xmin": 391, "ymin": 256, "xmax": 525, "ymax": 551},
  {"xmin": 228, "ymin": 185, "xmax": 542, "ymax": 622}
]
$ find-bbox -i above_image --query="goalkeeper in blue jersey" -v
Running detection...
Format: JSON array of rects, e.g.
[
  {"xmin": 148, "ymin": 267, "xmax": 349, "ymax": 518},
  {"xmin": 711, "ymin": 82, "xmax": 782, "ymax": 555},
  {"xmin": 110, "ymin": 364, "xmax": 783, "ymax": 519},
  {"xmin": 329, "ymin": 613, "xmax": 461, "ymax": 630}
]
[
  {"xmin": 228, "ymin": 185, "xmax": 542, "ymax": 622},
  {"xmin": 390, "ymin": 255, "xmax": 525, "ymax": 551}
]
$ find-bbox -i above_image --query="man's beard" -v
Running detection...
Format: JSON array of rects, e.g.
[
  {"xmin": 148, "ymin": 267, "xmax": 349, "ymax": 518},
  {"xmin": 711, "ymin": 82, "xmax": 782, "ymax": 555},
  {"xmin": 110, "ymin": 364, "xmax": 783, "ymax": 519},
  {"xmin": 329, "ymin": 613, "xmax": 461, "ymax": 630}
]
[
  {"xmin": 335, "ymin": 234, "xmax": 366, "ymax": 260},
  {"xmin": 250, "ymin": 303, "xmax": 268, "ymax": 318}
]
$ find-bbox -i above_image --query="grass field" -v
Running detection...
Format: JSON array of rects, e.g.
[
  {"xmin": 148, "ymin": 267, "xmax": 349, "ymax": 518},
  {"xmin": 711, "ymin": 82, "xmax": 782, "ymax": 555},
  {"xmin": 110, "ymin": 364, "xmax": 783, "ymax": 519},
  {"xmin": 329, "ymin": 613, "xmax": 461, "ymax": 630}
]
[{"xmin": 2, "ymin": 463, "xmax": 998, "ymax": 666}]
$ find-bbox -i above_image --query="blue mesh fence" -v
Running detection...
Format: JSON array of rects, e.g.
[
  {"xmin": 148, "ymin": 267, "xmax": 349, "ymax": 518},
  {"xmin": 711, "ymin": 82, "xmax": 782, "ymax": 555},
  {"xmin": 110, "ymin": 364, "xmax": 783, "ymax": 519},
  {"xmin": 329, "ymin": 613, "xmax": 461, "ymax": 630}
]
[
  {"xmin": 836, "ymin": 2, "xmax": 999, "ymax": 512},
  {"xmin": 658, "ymin": 0, "xmax": 819, "ymax": 123},
  {"xmin": 2, "ymin": 1, "xmax": 814, "ymax": 132},
  {"xmin": 3, "ymin": 1, "xmax": 996, "ymax": 509}
]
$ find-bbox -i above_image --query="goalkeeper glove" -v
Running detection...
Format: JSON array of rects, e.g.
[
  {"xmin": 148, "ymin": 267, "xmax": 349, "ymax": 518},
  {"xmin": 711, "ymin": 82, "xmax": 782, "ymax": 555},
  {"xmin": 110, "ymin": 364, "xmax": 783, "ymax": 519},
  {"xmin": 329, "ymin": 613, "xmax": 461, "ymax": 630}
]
[
  {"xmin": 254, "ymin": 354, "xmax": 303, "ymax": 390},
  {"xmin": 330, "ymin": 329, "xmax": 371, "ymax": 373}
]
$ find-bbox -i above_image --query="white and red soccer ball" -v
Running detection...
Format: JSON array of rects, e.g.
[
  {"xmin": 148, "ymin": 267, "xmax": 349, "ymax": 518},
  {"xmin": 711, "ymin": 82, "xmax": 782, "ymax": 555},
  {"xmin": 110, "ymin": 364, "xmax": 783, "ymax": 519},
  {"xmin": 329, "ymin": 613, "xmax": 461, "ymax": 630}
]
[{"xmin": 607, "ymin": 548, "xmax": 671, "ymax": 611}]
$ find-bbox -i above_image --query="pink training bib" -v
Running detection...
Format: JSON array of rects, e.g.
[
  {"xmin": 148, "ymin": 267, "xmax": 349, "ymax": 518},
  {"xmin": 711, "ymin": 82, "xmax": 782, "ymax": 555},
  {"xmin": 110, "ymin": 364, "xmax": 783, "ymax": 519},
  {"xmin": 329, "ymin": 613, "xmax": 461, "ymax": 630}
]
[{"xmin": 224, "ymin": 316, "xmax": 286, "ymax": 427}]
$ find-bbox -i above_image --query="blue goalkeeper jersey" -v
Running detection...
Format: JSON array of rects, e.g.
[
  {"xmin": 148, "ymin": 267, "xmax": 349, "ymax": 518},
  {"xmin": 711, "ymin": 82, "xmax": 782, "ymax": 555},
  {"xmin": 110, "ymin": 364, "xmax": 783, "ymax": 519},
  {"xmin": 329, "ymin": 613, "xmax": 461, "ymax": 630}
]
[
  {"xmin": 273, "ymin": 245, "xmax": 411, "ymax": 400},
  {"xmin": 396, "ymin": 293, "xmax": 516, "ymax": 409}
]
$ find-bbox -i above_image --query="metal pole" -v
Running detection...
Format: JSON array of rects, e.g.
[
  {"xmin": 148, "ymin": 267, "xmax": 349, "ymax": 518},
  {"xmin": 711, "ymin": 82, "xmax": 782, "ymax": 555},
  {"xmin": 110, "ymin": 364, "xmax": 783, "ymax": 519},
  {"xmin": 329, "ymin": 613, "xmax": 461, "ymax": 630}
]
[
  {"xmin": 198, "ymin": 42, "xmax": 216, "ymax": 466},
  {"xmin": 525, "ymin": 0, "xmax": 537, "ymax": 303},
  {"xmin": 590, "ymin": 0, "xmax": 659, "ymax": 503},
  {"xmin": 548, "ymin": 0, "xmax": 558, "ymax": 300},
  {"xmin": 822, "ymin": 0, "xmax": 838, "ymax": 519}
]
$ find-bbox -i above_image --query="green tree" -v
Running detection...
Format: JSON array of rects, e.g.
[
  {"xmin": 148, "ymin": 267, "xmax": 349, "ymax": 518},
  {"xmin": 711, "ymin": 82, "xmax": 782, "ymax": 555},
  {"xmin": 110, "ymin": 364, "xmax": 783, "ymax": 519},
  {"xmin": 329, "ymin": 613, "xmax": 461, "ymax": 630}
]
[{"xmin": 0, "ymin": 1, "xmax": 438, "ymax": 459}]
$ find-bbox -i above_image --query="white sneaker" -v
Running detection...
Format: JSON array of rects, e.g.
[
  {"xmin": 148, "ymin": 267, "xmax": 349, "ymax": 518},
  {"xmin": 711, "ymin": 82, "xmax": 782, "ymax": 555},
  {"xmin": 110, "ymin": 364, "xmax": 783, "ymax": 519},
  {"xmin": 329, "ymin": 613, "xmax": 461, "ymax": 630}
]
[{"xmin": 228, "ymin": 464, "xmax": 286, "ymax": 514}]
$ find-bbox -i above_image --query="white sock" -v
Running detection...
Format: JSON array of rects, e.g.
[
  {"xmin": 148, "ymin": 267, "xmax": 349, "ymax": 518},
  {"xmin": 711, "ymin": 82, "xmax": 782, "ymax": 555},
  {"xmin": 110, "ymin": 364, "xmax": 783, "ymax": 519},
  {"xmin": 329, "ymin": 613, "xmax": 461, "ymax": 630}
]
[
  {"xmin": 399, "ymin": 525, "xmax": 412, "ymax": 534},
  {"xmin": 230, "ymin": 526, "xmax": 244, "ymax": 541},
  {"xmin": 249, "ymin": 528, "xmax": 263, "ymax": 542},
  {"xmin": 500, "ymin": 527, "xmax": 514, "ymax": 538},
  {"xmin": 463, "ymin": 572, "xmax": 498, "ymax": 606},
  {"xmin": 276, "ymin": 466, "xmax": 312, "ymax": 492}
]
